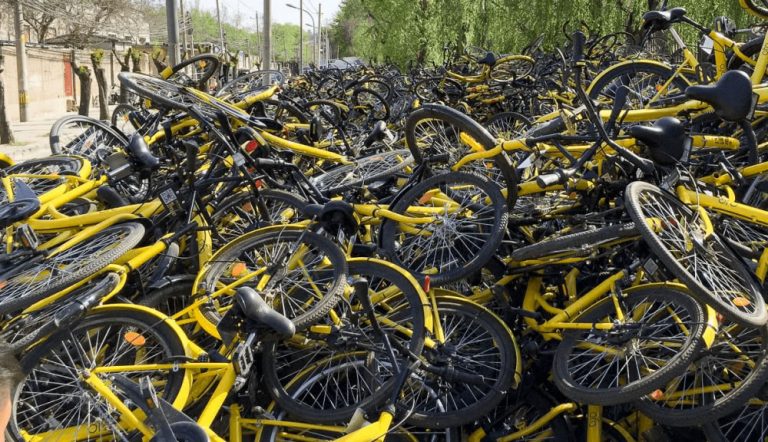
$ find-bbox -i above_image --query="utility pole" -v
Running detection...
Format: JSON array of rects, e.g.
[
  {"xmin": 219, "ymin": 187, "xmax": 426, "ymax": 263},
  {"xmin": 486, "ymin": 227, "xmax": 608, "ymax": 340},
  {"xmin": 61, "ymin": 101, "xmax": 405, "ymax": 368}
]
[
  {"xmin": 299, "ymin": 0, "xmax": 303, "ymax": 71},
  {"xmin": 263, "ymin": 0, "xmax": 272, "ymax": 71},
  {"xmin": 317, "ymin": 2, "xmax": 321, "ymax": 67},
  {"xmin": 215, "ymin": 0, "xmax": 226, "ymax": 53},
  {"xmin": 13, "ymin": 0, "xmax": 29, "ymax": 122},
  {"xmin": 180, "ymin": 0, "xmax": 188, "ymax": 60},
  {"xmin": 166, "ymin": 0, "xmax": 181, "ymax": 66},
  {"xmin": 255, "ymin": 11, "xmax": 260, "ymax": 69}
]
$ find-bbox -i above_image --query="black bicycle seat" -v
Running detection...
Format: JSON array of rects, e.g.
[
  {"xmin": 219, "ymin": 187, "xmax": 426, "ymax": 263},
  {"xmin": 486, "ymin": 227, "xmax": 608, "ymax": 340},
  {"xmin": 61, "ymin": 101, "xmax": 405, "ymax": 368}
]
[
  {"xmin": 478, "ymin": 52, "xmax": 497, "ymax": 66},
  {"xmin": 363, "ymin": 120, "xmax": 388, "ymax": 147},
  {"xmin": 235, "ymin": 287, "xmax": 295, "ymax": 338},
  {"xmin": 0, "ymin": 180, "xmax": 40, "ymax": 229},
  {"xmin": 126, "ymin": 134, "xmax": 160, "ymax": 171},
  {"xmin": 642, "ymin": 7, "xmax": 687, "ymax": 30},
  {"xmin": 630, "ymin": 117, "xmax": 689, "ymax": 166},
  {"xmin": 685, "ymin": 70, "xmax": 753, "ymax": 122}
]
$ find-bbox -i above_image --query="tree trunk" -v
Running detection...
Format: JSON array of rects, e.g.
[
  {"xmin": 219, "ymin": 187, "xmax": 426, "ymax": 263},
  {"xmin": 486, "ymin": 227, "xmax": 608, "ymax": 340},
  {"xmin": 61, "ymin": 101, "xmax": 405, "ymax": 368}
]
[
  {"xmin": 0, "ymin": 77, "xmax": 15, "ymax": 144},
  {"xmin": 71, "ymin": 57, "xmax": 91, "ymax": 116},
  {"xmin": 92, "ymin": 58, "xmax": 109, "ymax": 120},
  {"xmin": 113, "ymin": 49, "xmax": 131, "ymax": 104}
]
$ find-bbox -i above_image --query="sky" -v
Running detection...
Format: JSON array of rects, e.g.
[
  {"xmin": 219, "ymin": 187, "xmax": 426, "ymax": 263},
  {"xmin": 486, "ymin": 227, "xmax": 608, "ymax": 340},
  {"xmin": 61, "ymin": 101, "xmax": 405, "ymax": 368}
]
[{"xmin": 195, "ymin": 0, "xmax": 343, "ymax": 28}]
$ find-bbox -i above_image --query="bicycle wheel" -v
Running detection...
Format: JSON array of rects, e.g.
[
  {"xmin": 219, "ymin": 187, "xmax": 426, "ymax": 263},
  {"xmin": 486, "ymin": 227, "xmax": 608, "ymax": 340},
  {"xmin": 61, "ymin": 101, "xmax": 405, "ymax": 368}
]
[
  {"xmin": 50, "ymin": 115, "xmax": 129, "ymax": 163},
  {"xmin": 211, "ymin": 189, "xmax": 308, "ymax": 246},
  {"xmin": 216, "ymin": 70, "xmax": 286, "ymax": 100},
  {"xmin": 552, "ymin": 286, "xmax": 707, "ymax": 406},
  {"xmin": 400, "ymin": 295, "xmax": 519, "ymax": 428},
  {"xmin": 413, "ymin": 77, "xmax": 464, "ymax": 103},
  {"xmin": 110, "ymin": 104, "xmax": 140, "ymax": 137},
  {"xmin": 1, "ymin": 272, "xmax": 120, "ymax": 353},
  {"xmin": 352, "ymin": 88, "xmax": 390, "ymax": 122},
  {"xmin": 484, "ymin": 111, "xmax": 531, "ymax": 140},
  {"xmin": 490, "ymin": 56, "xmax": 535, "ymax": 83},
  {"xmin": 0, "ymin": 156, "xmax": 89, "ymax": 204},
  {"xmin": 511, "ymin": 223, "xmax": 639, "ymax": 261},
  {"xmin": 194, "ymin": 227, "xmax": 347, "ymax": 333},
  {"xmin": 380, "ymin": 172, "xmax": 508, "ymax": 286},
  {"xmin": 119, "ymin": 72, "xmax": 187, "ymax": 111},
  {"xmin": 740, "ymin": 0, "xmax": 768, "ymax": 19},
  {"xmin": 0, "ymin": 222, "xmax": 145, "ymax": 315},
  {"xmin": 261, "ymin": 258, "xmax": 427, "ymax": 423},
  {"xmin": 705, "ymin": 398, "xmax": 768, "ymax": 441},
  {"xmin": 10, "ymin": 305, "xmax": 188, "ymax": 442},
  {"xmin": 473, "ymin": 387, "xmax": 571, "ymax": 441},
  {"xmin": 309, "ymin": 149, "xmax": 413, "ymax": 195},
  {"xmin": 405, "ymin": 104, "xmax": 518, "ymax": 204},
  {"xmin": 635, "ymin": 318, "xmax": 768, "ymax": 426},
  {"xmin": 587, "ymin": 61, "xmax": 690, "ymax": 108},
  {"xmin": 625, "ymin": 181, "xmax": 768, "ymax": 327}
]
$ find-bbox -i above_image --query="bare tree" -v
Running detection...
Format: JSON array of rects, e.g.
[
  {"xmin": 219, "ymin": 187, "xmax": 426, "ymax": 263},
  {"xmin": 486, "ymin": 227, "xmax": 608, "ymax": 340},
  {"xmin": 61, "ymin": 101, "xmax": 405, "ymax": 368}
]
[
  {"xmin": 0, "ymin": 55, "xmax": 15, "ymax": 144},
  {"xmin": 71, "ymin": 54, "xmax": 91, "ymax": 116},
  {"xmin": 91, "ymin": 49, "xmax": 109, "ymax": 120}
]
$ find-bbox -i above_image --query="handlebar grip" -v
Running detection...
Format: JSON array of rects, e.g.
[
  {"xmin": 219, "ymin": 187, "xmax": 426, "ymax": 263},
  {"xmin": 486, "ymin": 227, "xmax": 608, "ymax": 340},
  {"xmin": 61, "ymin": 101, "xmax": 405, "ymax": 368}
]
[
  {"xmin": 536, "ymin": 172, "xmax": 564, "ymax": 188},
  {"xmin": 572, "ymin": 31, "xmax": 586, "ymax": 63}
]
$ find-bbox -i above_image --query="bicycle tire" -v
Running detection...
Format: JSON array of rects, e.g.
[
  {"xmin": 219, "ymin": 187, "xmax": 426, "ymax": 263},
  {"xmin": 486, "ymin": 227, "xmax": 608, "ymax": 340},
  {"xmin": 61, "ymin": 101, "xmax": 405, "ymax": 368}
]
[
  {"xmin": 352, "ymin": 87, "xmax": 390, "ymax": 122},
  {"xmin": 50, "ymin": 114, "xmax": 128, "ymax": 160},
  {"xmin": 489, "ymin": 56, "xmax": 535, "ymax": 83},
  {"xmin": 261, "ymin": 258, "xmax": 426, "ymax": 424},
  {"xmin": 404, "ymin": 103, "xmax": 518, "ymax": 205},
  {"xmin": 552, "ymin": 286, "xmax": 706, "ymax": 406},
  {"xmin": 413, "ymin": 77, "xmax": 464, "ymax": 102},
  {"xmin": 110, "ymin": 103, "xmax": 140, "ymax": 136},
  {"xmin": 309, "ymin": 149, "xmax": 414, "ymax": 195},
  {"xmin": 625, "ymin": 181, "xmax": 768, "ymax": 327},
  {"xmin": 1, "ymin": 272, "xmax": 120, "ymax": 353},
  {"xmin": 634, "ymin": 319, "xmax": 768, "ymax": 426},
  {"xmin": 477, "ymin": 387, "xmax": 571, "ymax": 441},
  {"xmin": 511, "ymin": 222, "xmax": 639, "ymax": 261},
  {"xmin": 0, "ymin": 222, "xmax": 145, "ymax": 315},
  {"xmin": 194, "ymin": 227, "xmax": 347, "ymax": 333},
  {"xmin": 740, "ymin": 0, "xmax": 768, "ymax": 19},
  {"xmin": 484, "ymin": 111, "xmax": 532, "ymax": 140},
  {"xmin": 118, "ymin": 72, "xmax": 187, "ymax": 110},
  {"xmin": 402, "ymin": 295, "xmax": 518, "ymax": 428},
  {"xmin": 380, "ymin": 171, "xmax": 508, "ymax": 286},
  {"xmin": 587, "ymin": 60, "xmax": 690, "ymax": 107},
  {"xmin": 10, "ymin": 305, "xmax": 188, "ymax": 442},
  {"xmin": 211, "ymin": 189, "xmax": 308, "ymax": 246}
]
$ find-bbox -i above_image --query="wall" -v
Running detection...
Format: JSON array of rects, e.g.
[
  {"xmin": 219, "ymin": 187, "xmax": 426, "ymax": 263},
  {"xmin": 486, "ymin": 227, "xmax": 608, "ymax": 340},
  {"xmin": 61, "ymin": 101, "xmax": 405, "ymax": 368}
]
[{"xmin": 0, "ymin": 44, "xmax": 153, "ymax": 122}]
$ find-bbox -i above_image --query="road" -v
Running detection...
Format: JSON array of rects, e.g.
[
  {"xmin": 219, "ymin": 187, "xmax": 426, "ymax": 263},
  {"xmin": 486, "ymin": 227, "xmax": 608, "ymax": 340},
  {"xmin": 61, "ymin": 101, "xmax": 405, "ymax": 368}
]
[{"xmin": 0, "ymin": 106, "xmax": 116, "ymax": 163}]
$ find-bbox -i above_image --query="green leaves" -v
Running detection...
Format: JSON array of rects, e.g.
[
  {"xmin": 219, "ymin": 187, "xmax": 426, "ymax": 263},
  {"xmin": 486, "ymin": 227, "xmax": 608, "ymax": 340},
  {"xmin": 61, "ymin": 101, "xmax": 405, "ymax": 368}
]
[{"xmin": 329, "ymin": 0, "xmax": 755, "ymax": 67}]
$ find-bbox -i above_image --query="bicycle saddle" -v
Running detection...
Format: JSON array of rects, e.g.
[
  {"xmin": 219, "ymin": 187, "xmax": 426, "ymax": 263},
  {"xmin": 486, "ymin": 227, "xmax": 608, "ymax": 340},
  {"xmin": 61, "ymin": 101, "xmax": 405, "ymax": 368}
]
[
  {"xmin": 630, "ymin": 117, "xmax": 689, "ymax": 166},
  {"xmin": 235, "ymin": 287, "xmax": 295, "ymax": 338},
  {"xmin": 304, "ymin": 200, "xmax": 358, "ymax": 236},
  {"xmin": 126, "ymin": 133, "xmax": 160, "ymax": 171},
  {"xmin": 0, "ymin": 179, "xmax": 40, "ymax": 229},
  {"xmin": 478, "ymin": 52, "xmax": 497, "ymax": 66},
  {"xmin": 363, "ymin": 120, "xmax": 388, "ymax": 147},
  {"xmin": 685, "ymin": 70, "xmax": 753, "ymax": 122},
  {"xmin": 642, "ymin": 7, "xmax": 687, "ymax": 30}
]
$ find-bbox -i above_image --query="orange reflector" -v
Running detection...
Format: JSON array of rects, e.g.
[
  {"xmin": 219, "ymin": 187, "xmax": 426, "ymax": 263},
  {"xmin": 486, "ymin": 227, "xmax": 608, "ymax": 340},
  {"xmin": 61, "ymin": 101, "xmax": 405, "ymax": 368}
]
[
  {"xmin": 245, "ymin": 140, "xmax": 260, "ymax": 153},
  {"xmin": 242, "ymin": 202, "xmax": 254, "ymax": 212},
  {"xmin": 717, "ymin": 313, "xmax": 724, "ymax": 323},
  {"xmin": 423, "ymin": 275, "xmax": 431, "ymax": 292},
  {"xmin": 649, "ymin": 389, "xmax": 664, "ymax": 401},
  {"xmin": 0, "ymin": 280, "xmax": 6, "ymax": 290},
  {"xmin": 124, "ymin": 331, "xmax": 146, "ymax": 347},
  {"xmin": 231, "ymin": 262, "xmax": 247, "ymax": 278},
  {"xmin": 732, "ymin": 297, "xmax": 751, "ymax": 307}
]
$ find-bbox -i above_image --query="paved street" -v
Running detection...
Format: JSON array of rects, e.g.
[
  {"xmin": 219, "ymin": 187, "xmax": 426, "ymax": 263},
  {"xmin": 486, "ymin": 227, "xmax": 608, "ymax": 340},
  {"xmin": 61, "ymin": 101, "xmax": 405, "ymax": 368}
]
[{"xmin": 0, "ymin": 106, "xmax": 115, "ymax": 163}]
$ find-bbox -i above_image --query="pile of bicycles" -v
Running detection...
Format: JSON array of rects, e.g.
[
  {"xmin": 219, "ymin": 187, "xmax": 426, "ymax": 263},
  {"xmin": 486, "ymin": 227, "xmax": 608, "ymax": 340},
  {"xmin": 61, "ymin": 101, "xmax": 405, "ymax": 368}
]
[{"xmin": 7, "ymin": 1, "xmax": 768, "ymax": 441}]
